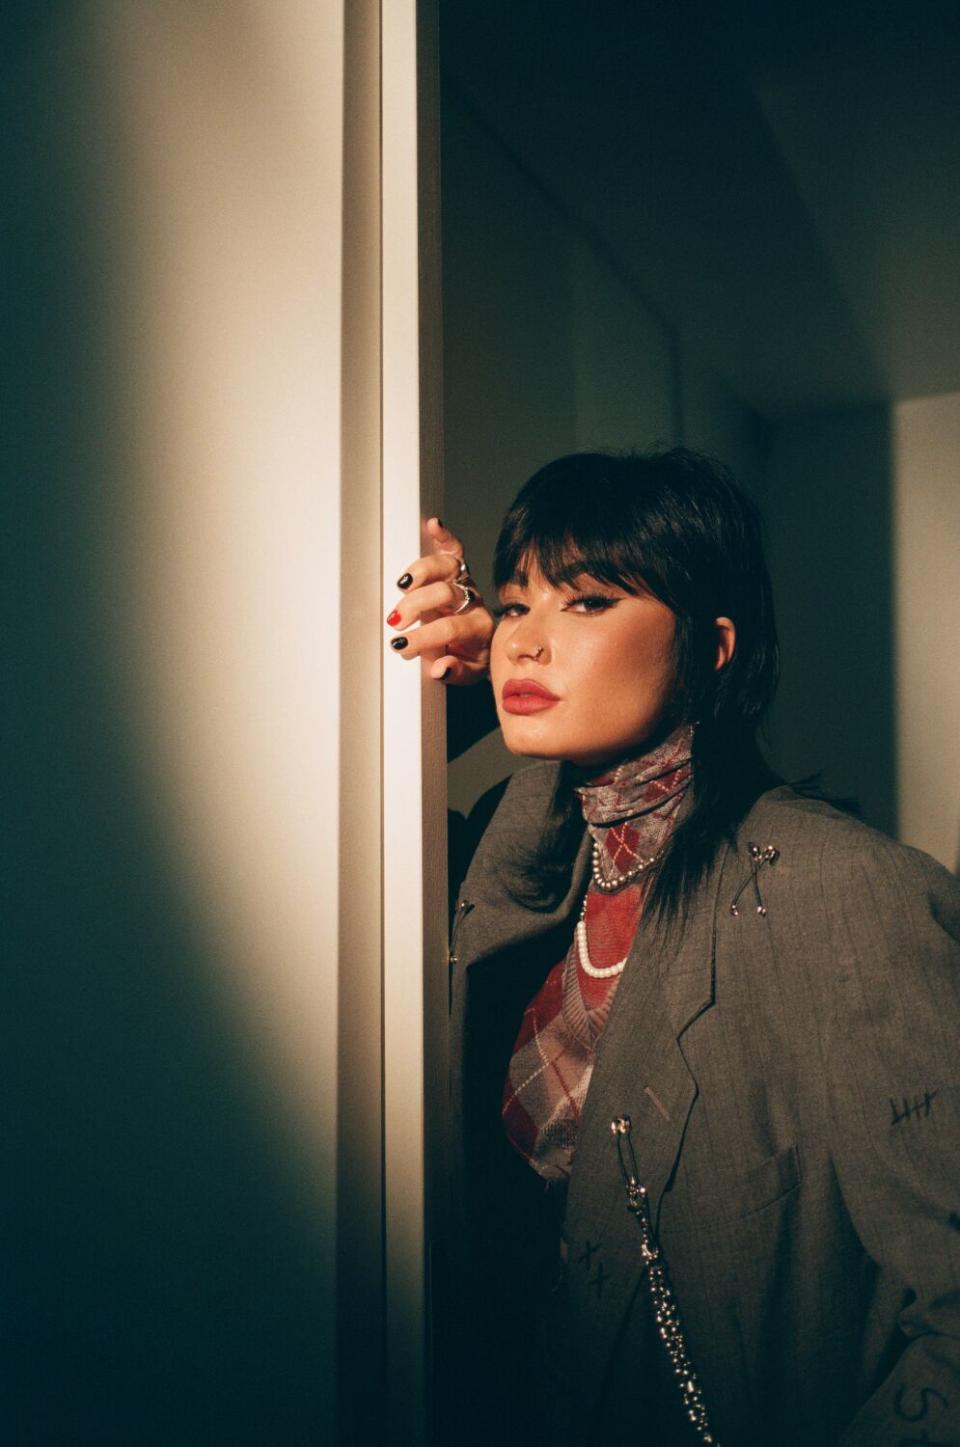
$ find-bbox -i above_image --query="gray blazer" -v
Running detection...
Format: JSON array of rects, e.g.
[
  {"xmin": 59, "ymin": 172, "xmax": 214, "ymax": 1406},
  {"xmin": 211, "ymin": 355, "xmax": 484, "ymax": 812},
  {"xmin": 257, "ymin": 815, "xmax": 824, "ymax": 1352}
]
[{"xmin": 450, "ymin": 767, "xmax": 960, "ymax": 1446}]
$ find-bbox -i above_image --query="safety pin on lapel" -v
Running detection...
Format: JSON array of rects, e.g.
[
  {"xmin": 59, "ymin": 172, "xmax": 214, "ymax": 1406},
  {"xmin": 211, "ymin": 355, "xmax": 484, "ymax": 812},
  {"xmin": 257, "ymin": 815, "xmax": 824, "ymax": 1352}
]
[
  {"xmin": 730, "ymin": 842, "xmax": 779, "ymax": 917},
  {"xmin": 610, "ymin": 1116, "xmax": 722, "ymax": 1445},
  {"xmin": 611, "ymin": 1115, "xmax": 659, "ymax": 1260}
]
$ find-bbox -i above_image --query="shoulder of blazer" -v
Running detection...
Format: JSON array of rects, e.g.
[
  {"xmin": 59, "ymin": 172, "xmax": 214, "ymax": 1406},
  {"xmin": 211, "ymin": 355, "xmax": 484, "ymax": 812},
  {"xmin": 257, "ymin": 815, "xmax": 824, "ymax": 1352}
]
[
  {"xmin": 459, "ymin": 760, "xmax": 567, "ymax": 895},
  {"xmin": 482, "ymin": 758, "xmax": 564, "ymax": 834},
  {"xmin": 730, "ymin": 784, "xmax": 960, "ymax": 941}
]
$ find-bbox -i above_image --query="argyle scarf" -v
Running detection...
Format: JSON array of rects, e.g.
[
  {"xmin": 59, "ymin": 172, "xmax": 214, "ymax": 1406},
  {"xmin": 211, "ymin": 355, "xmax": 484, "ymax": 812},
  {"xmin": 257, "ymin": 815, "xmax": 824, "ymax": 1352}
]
[{"xmin": 501, "ymin": 724, "xmax": 693, "ymax": 1183}]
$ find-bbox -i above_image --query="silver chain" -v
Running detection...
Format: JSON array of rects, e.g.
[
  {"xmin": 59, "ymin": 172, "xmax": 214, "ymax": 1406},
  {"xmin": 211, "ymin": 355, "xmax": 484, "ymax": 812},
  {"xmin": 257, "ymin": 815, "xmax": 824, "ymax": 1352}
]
[{"xmin": 611, "ymin": 1116, "xmax": 722, "ymax": 1445}]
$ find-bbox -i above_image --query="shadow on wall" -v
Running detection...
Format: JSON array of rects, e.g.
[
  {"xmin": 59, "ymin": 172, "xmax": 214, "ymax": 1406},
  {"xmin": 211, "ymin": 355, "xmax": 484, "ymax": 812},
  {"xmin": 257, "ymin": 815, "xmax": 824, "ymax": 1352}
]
[
  {"xmin": 763, "ymin": 406, "xmax": 897, "ymax": 839},
  {"xmin": 4, "ymin": 16, "xmax": 332, "ymax": 1445}
]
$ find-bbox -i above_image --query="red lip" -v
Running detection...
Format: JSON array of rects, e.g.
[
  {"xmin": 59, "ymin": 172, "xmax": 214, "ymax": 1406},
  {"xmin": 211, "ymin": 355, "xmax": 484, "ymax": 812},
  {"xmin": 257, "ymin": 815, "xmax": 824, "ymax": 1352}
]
[
  {"xmin": 501, "ymin": 678, "xmax": 560, "ymax": 714},
  {"xmin": 502, "ymin": 679, "xmax": 559, "ymax": 700}
]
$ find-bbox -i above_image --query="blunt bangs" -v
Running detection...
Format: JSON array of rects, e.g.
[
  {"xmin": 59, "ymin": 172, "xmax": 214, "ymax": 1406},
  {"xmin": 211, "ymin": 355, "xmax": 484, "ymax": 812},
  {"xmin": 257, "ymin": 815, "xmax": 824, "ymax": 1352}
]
[
  {"xmin": 495, "ymin": 539, "xmax": 658, "ymax": 599},
  {"xmin": 493, "ymin": 455, "xmax": 677, "ymax": 608}
]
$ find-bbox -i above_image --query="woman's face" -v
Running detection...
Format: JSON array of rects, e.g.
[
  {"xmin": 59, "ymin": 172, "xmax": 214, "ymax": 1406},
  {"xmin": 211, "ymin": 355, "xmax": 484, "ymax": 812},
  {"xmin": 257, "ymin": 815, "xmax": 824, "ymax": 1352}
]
[{"xmin": 490, "ymin": 564, "xmax": 682, "ymax": 769}]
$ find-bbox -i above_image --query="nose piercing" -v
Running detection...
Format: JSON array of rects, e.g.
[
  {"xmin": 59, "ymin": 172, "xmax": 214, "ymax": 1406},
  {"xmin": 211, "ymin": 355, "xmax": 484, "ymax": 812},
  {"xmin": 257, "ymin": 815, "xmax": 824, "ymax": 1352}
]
[{"xmin": 532, "ymin": 645, "xmax": 543, "ymax": 659}]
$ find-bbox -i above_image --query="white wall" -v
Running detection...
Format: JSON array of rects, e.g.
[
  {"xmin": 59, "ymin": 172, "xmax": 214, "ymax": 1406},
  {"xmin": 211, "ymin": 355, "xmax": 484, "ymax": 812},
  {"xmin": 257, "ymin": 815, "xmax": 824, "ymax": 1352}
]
[
  {"xmin": 9, "ymin": 3, "xmax": 355, "ymax": 1439},
  {"xmin": 6, "ymin": 4, "xmax": 440, "ymax": 1441},
  {"xmin": 894, "ymin": 393, "xmax": 960, "ymax": 869}
]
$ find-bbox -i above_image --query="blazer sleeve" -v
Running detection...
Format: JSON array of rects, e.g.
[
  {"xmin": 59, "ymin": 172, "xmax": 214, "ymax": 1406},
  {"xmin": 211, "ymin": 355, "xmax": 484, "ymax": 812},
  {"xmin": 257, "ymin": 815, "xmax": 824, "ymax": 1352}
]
[{"xmin": 819, "ymin": 836, "xmax": 960, "ymax": 1446}]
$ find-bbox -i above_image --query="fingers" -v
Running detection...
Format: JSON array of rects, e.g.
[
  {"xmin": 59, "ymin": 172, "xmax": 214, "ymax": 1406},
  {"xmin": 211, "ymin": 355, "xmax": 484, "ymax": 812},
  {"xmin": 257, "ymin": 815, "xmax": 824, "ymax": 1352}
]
[
  {"xmin": 395, "ymin": 518, "xmax": 468, "ymax": 592},
  {"xmin": 428, "ymin": 654, "xmax": 489, "ymax": 685},
  {"xmin": 386, "ymin": 578, "xmax": 477, "ymax": 633},
  {"xmin": 425, "ymin": 515, "xmax": 465, "ymax": 561},
  {"xmin": 386, "ymin": 607, "xmax": 493, "ymax": 669},
  {"xmin": 388, "ymin": 518, "xmax": 494, "ymax": 684}
]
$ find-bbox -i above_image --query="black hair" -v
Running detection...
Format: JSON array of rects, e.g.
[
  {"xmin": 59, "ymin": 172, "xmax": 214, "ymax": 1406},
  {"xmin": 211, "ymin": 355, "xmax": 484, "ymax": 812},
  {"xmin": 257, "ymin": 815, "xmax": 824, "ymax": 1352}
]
[{"xmin": 492, "ymin": 447, "xmax": 781, "ymax": 923}]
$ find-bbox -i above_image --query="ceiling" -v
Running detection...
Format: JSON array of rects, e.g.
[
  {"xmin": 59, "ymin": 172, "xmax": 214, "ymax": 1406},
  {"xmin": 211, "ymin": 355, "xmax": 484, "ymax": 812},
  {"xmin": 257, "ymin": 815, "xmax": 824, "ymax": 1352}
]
[{"xmin": 441, "ymin": 0, "xmax": 960, "ymax": 421}]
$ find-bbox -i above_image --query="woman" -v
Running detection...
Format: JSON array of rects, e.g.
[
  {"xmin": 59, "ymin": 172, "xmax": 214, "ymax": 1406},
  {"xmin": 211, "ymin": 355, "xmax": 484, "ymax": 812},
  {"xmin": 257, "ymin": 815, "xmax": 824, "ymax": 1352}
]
[{"xmin": 387, "ymin": 450, "xmax": 960, "ymax": 1446}]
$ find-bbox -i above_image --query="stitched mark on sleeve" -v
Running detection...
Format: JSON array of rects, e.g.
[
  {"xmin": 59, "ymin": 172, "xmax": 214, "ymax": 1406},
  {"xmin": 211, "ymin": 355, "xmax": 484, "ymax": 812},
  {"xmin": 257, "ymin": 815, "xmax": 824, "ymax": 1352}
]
[
  {"xmin": 895, "ymin": 1384, "xmax": 949, "ymax": 1422},
  {"xmin": 896, "ymin": 1382, "xmax": 951, "ymax": 1445},
  {"xmin": 577, "ymin": 1239, "xmax": 601, "ymax": 1270},
  {"xmin": 889, "ymin": 1090, "xmax": 939, "ymax": 1126},
  {"xmin": 586, "ymin": 1263, "xmax": 608, "ymax": 1297}
]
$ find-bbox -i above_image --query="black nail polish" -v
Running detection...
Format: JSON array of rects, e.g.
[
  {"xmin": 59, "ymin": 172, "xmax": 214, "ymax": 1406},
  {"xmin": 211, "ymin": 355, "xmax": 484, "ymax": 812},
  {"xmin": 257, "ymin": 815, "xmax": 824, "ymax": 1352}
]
[
  {"xmin": 439, "ymin": 667, "xmax": 451, "ymax": 681},
  {"xmin": 397, "ymin": 573, "xmax": 413, "ymax": 590},
  {"xmin": 390, "ymin": 636, "xmax": 408, "ymax": 651},
  {"xmin": 435, "ymin": 518, "xmax": 444, "ymax": 529}
]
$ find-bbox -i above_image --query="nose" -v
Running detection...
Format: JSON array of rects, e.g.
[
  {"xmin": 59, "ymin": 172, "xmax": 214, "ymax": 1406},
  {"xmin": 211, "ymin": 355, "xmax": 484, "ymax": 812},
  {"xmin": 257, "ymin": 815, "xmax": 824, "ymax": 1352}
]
[{"xmin": 505, "ymin": 620, "xmax": 547, "ymax": 664}]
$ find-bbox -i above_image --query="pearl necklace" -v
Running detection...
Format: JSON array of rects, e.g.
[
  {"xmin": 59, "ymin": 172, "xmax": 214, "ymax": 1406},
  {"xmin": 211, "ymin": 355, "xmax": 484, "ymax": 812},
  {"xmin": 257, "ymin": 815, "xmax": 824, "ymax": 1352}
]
[
  {"xmin": 577, "ymin": 881, "xmax": 647, "ymax": 979},
  {"xmin": 590, "ymin": 839, "xmax": 662, "ymax": 893},
  {"xmin": 576, "ymin": 907, "xmax": 628, "ymax": 979},
  {"xmin": 579, "ymin": 839, "xmax": 665, "ymax": 979}
]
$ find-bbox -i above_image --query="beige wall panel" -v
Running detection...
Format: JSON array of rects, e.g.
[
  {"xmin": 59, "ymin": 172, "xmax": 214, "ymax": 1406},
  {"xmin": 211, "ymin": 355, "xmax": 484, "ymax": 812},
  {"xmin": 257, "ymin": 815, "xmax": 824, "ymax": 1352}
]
[{"xmin": 894, "ymin": 393, "xmax": 960, "ymax": 869}]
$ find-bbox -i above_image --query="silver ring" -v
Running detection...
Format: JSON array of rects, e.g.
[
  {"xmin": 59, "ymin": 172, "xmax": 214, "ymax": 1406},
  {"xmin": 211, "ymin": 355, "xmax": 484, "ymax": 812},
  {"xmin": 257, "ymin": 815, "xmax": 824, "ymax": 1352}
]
[
  {"xmin": 451, "ymin": 582, "xmax": 476, "ymax": 614},
  {"xmin": 440, "ymin": 551, "xmax": 471, "ymax": 582}
]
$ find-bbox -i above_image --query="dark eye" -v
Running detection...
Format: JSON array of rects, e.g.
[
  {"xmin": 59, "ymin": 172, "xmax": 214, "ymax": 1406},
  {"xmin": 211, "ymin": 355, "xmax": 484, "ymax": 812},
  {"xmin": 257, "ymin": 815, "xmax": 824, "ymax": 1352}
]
[
  {"xmin": 566, "ymin": 593, "xmax": 617, "ymax": 613},
  {"xmin": 492, "ymin": 602, "xmax": 527, "ymax": 621}
]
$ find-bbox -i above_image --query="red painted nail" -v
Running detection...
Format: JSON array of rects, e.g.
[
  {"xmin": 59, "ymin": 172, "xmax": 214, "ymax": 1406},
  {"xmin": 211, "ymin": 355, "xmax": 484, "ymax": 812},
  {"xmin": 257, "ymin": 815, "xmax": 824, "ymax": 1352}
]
[{"xmin": 386, "ymin": 610, "xmax": 402, "ymax": 627}]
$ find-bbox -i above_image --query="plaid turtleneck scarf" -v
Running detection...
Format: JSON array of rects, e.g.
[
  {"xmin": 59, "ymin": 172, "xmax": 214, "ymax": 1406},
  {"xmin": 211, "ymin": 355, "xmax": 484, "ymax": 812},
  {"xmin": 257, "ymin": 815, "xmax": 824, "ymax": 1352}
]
[{"xmin": 501, "ymin": 723, "xmax": 693, "ymax": 1184}]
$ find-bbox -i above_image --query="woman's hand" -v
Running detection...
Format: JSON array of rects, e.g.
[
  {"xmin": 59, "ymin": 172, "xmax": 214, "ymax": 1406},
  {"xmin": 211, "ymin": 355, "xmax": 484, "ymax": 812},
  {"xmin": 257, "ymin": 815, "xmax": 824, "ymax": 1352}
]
[{"xmin": 386, "ymin": 518, "xmax": 494, "ymax": 684}]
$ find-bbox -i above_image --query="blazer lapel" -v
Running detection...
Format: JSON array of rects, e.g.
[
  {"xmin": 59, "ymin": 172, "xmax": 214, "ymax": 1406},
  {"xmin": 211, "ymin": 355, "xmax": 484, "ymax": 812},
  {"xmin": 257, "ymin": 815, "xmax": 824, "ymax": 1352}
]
[
  {"xmin": 458, "ymin": 828, "xmax": 592, "ymax": 970},
  {"xmin": 455, "ymin": 761, "xmax": 593, "ymax": 972}
]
